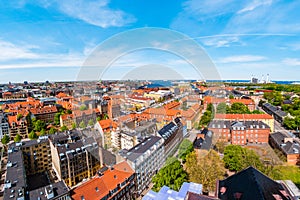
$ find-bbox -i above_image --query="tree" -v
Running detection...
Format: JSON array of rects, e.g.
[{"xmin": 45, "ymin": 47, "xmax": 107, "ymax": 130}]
[
  {"xmin": 283, "ymin": 117, "xmax": 297, "ymax": 130},
  {"xmin": 66, "ymin": 109, "xmax": 72, "ymax": 114},
  {"xmin": 214, "ymin": 139, "xmax": 226, "ymax": 153},
  {"xmin": 229, "ymin": 94, "xmax": 234, "ymax": 99},
  {"xmin": 1, "ymin": 134, "xmax": 10, "ymax": 145},
  {"xmin": 152, "ymin": 160, "xmax": 187, "ymax": 192},
  {"xmin": 54, "ymin": 113, "xmax": 61, "ymax": 125},
  {"xmin": 252, "ymin": 110, "xmax": 264, "ymax": 114},
  {"xmin": 79, "ymin": 105, "xmax": 88, "ymax": 111},
  {"xmin": 72, "ymin": 123, "xmax": 76, "ymax": 130},
  {"xmin": 96, "ymin": 116, "xmax": 101, "ymax": 121},
  {"xmin": 88, "ymin": 119, "xmax": 94, "ymax": 126},
  {"xmin": 79, "ymin": 121, "xmax": 86, "ymax": 129},
  {"xmin": 49, "ymin": 127, "xmax": 56, "ymax": 135},
  {"xmin": 29, "ymin": 130, "xmax": 38, "ymax": 139},
  {"xmin": 185, "ymin": 150, "xmax": 225, "ymax": 192},
  {"xmin": 216, "ymin": 102, "xmax": 227, "ymax": 114},
  {"xmin": 178, "ymin": 139, "xmax": 193, "ymax": 162},
  {"xmin": 14, "ymin": 134, "xmax": 21, "ymax": 143},
  {"xmin": 61, "ymin": 125, "xmax": 68, "ymax": 132},
  {"xmin": 17, "ymin": 113, "xmax": 23, "ymax": 121},
  {"xmin": 228, "ymin": 102, "xmax": 250, "ymax": 114},
  {"xmin": 223, "ymin": 145, "xmax": 244, "ymax": 171},
  {"xmin": 33, "ymin": 120, "xmax": 46, "ymax": 132},
  {"xmin": 223, "ymin": 145, "xmax": 264, "ymax": 172},
  {"xmin": 40, "ymin": 129, "xmax": 46, "ymax": 136}
]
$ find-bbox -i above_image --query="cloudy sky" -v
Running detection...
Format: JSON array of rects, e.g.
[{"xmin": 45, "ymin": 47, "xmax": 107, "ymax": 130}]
[{"xmin": 1, "ymin": 0, "xmax": 300, "ymax": 83}]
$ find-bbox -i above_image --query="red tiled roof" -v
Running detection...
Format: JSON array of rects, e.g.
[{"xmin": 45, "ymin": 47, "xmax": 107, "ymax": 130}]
[
  {"xmin": 56, "ymin": 92, "xmax": 68, "ymax": 98},
  {"xmin": 164, "ymin": 101, "xmax": 180, "ymax": 110},
  {"xmin": 8, "ymin": 115, "xmax": 27, "ymax": 126},
  {"xmin": 60, "ymin": 114, "xmax": 74, "ymax": 121},
  {"xmin": 214, "ymin": 113, "xmax": 273, "ymax": 120},
  {"xmin": 72, "ymin": 161, "xmax": 134, "ymax": 200},
  {"xmin": 29, "ymin": 106, "xmax": 58, "ymax": 115},
  {"xmin": 99, "ymin": 119, "xmax": 118, "ymax": 130}
]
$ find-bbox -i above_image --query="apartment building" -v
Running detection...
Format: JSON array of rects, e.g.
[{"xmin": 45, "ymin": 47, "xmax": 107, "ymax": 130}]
[
  {"xmin": 29, "ymin": 105, "xmax": 58, "ymax": 123},
  {"xmin": 0, "ymin": 112, "xmax": 9, "ymax": 139},
  {"xmin": 49, "ymin": 131, "xmax": 101, "ymax": 187},
  {"xmin": 20, "ymin": 137, "xmax": 52, "ymax": 175},
  {"xmin": 4, "ymin": 143, "xmax": 70, "ymax": 200},
  {"xmin": 158, "ymin": 118, "xmax": 183, "ymax": 158},
  {"xmin": 269, "ymin": 132, "xmax": 300, "ymax": 165},
  {"xmin": 8, "ymin": 115, "xmax": 28, "ymax": 140},
  {"xmin": 208, "ymin": 120, "xmax": 270, "ymax": 145},
  {"xmin": 118, "ymin": 136, "xmax": 165, "ymax": 196},
  {"xmin": 214, "ymin": 113, "xmax": 275, "ymax": 132}
]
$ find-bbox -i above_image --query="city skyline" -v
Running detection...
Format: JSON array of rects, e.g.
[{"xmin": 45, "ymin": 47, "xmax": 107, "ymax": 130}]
[{"xmin": 1, "ymin": 0, "xmax": 300, "ymax": 82}]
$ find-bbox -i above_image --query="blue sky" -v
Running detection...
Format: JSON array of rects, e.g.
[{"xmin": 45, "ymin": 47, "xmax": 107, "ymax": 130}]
[{"xmin": 0, "ymin": 0, "xmax": 300, "ymax": 83}]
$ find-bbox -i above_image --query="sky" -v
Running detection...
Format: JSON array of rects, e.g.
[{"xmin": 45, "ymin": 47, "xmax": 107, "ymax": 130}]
[{"xmin": 1, "ymin": 0, "xmax": 300, "ymax": 83}]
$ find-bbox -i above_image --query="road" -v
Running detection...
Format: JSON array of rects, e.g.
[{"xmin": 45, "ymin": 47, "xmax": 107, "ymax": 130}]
[{"xmin": 274, "ymin": 120, "xmax": 291, "ymax": 136}]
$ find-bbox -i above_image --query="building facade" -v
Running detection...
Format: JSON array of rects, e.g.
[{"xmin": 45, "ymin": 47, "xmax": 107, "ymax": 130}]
[
  {"xmin": 20, "ymin": 137, "xmax": 52, "ymax": 175},
  {"xmin": 208, "ymin": 120, "xmax": 270, "ymax": 145},
  {"xmin": 49, "ymin": 132, "xmax": 101, "ymax": 187},
  {"xmin": 269, "ymin": 132, "xmax": 300, "ymax": 165},
  {"xmin": 118, "ymin": 136, "xmax": 165, "ymax": 196},
  {"xmin": 0, "ymin": 112, "xmax": 9, "ymax": 139}
]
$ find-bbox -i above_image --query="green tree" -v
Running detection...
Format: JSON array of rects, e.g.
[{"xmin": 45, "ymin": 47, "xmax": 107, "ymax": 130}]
[
  {"xmin": 214, "ymin": 139, "xmax": 227, "ymax": 154},
  {"xmin": 152, "ymin": 160, "xmax": 187, "ymax": 192},
  {"xmin": 40, "ymin": 129, "xmax": 46, "ymax": 136},
  {"xmin": 29, "ymin": 130, "xmax": 38, "ymax": 139},
  {"xmin": 228, "ymin": 102, "xmax": 250, "ymax": 114},
  {"xmin": 66, "ymin": 109, "xmax": 72, "ymax": 114},
  {"xmin": 216, "ymin": 102, "xmax": 227, "ymax": 114},
  {"xmin": 60, "ymin": 125, "xmax": 68, "ymax": 132},
  {"xmin": 54, "ymin": 113, "xmax": 61, "ymax": 125},
  {"xmin": 223, "ymin": 145, "xmax": 264, "ymax": 172},
  {"xmin": 252, "ymin": 110, "xmax": 264, "ymax": 114},
  {"xmin": 223, "ymin": 145, "xmax": 244, "ymax": 171},
  {"xmin": 283, "ymin": 117, "xmax": 297, "ymax": 130},
  {"xmin": 79, "ymin": 121, "xmax": 86, "ymax": 129},
  {"xmin": 49, "ymin": 127, "xmax": 56, "ymax": 135},
  {"xmin": 79, "ymin": 105, "xmax": 88, "ymax": 111},
  {"xmin": 1, "ymin": 134, "xmax": 10, "ymax": 145},
  {"xmin": 33, "ymin": 120, "xmax": 46, "ymax": 132},
  {"xmin": 88, "ymin": 119, "xmax": 94, "ymax": 126},
  {"xmin": 96, "ymin": 116, "xmax": 101, "ymax": 121},
  {"xmin": 72, "ymin": 123, "xmax": 76, "ymax": 130},
  {"xmin": 229, "ymin": 94, "xmax": 234, "ymax": 99},
  {"xmin": 164, "ymin": 157, "xmax": 177, "ymax": 167},
  {"xmin": 17, "ymin": 113, "xmax": 23, "ymax": 121},
  {"xmin": 14, "ymin": 134, "xmax": 21, "ymax": 143},
  {"xmin": 185, "ymin": 150, "xmax": 225, "ymax": 192},
  {"xmin": 178, "ymin": 139, "xmax": 193, "ymax": 162}
]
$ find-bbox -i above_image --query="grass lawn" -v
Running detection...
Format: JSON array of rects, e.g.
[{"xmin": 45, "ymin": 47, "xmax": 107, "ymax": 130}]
[{"xmin": 274, "ymin": 165, "xmax": 300, "ymax": 188}]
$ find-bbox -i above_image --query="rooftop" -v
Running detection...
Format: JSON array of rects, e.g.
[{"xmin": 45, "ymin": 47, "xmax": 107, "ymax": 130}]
[
  {"xmin": 29, "ymin": 181, "xmax": 69, "ymax": 200},
  {"xmin": 71, "ymin": 161, "xmax": 134, "ymax": 200},
  {"xmin": 120, "ymin": 136, "xmax": 162, "ymax": 162},
  {"xmin": 270, "ymin": 132, "xmax": 300, "ymax": 155},
  {"xmin": 218, "ymin": 166, "xmax": 291, "ymax": 200}
]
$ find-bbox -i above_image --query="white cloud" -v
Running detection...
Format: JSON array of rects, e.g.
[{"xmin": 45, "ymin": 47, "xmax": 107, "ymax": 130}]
[
  {"xmin": 201, "ymin": 37, "xmax": 241, "ymax": 47},
  {"xmin": 54, "ymin": 0, "xmax": 136, "ymax": 28},
  {"xmin": 0, "ymin": 40, "xmax": 40, "ymax": 61},
  {"xmin": 0, "ymin": 39, "xmax": 85, "ymax": 69},
  {"xmin": 182, "ymin": 0, "xmax": 239, "ymax": 19},
  {"xmin": 219, "ymin": 55, "xmax": 267, "ymax": 63},
  {"xmin": 237, "ymin": 0, "xmax": 273, "ymax": 14},
  {"xmin": 282, "ymin": 58, "xmax": 300, "ymax": 66}
]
